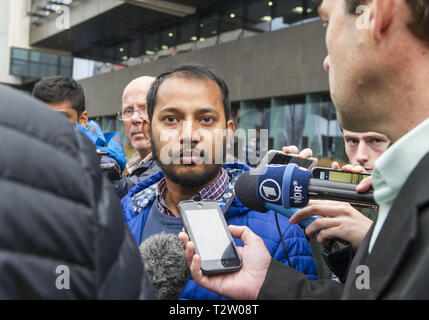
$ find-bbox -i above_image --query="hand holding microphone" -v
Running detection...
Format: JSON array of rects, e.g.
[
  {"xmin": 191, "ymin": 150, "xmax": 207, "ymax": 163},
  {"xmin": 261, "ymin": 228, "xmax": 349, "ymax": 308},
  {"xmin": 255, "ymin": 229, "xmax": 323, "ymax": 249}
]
[
  {"xmin": 289, "ymin": 199, "xmax": 373, "ymax": 249},
  {"xmin": 235, "ymin": 161, "xmax": 376, "ymax": 247}
]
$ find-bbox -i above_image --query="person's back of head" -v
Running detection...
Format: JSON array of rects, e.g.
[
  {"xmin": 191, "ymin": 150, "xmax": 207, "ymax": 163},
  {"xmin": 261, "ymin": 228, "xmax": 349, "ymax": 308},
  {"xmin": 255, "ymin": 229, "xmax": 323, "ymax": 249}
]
[{"xmin": 320, "ymin": 0, "xmax": 429, "ymax": 141}]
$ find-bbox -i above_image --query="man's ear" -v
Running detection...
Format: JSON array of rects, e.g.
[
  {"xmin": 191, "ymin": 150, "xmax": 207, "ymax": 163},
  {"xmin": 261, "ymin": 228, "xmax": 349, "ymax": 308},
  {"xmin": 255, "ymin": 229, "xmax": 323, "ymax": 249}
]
[
  {"xmin": 78, "ymin": 111, "xmax": 88, "ymax": 127},
  {"xmin": 370, "ymin": 0, "xmax": 394, "ymax": 44},
  {"xmin": 142, "ymin": 118, "xmax": 151, "ymax": 140},
  {"xmin": 226, "ymin": 120, "xmax": 236, "ymax": 150}
]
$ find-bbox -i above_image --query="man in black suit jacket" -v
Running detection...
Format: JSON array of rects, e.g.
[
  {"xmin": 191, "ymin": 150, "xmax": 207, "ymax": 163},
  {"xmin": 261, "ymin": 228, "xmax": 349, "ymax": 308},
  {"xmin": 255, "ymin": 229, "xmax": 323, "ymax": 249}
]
[{"xmin": 179, "ymin": 0, "xmax": 429, "ymax": 299}]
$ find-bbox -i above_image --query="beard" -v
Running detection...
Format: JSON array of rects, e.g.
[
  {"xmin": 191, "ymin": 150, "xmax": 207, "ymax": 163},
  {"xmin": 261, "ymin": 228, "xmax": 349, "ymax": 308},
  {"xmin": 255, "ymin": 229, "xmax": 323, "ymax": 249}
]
[{"xmin": 151, "ymin": 136, "xmax": 224, "ymax": 188}]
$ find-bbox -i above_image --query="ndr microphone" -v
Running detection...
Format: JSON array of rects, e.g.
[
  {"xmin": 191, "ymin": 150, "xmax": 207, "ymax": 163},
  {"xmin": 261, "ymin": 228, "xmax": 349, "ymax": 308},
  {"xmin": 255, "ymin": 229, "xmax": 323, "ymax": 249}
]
[{"xmin": 235, "ymin": 164, "xmax": 375, "ymax": 228}]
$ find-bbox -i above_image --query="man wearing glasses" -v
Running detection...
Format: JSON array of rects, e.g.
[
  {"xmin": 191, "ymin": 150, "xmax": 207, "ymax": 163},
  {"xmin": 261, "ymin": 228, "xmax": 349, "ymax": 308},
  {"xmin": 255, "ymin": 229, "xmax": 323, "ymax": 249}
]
[{"xmin": 117, "ymin": 76, "xmax": 160, "ymax": 194}]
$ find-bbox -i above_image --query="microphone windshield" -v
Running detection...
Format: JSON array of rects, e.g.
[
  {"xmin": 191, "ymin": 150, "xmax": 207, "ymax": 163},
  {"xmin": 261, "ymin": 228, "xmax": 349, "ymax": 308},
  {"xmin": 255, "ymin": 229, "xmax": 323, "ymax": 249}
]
[
  {"xmin": 139, "ymin": 233, "xmax": 190, "ymax": 300},
  {"xmin": 235, "ymin": 171, "xmax": 268, "ymax": 212}
]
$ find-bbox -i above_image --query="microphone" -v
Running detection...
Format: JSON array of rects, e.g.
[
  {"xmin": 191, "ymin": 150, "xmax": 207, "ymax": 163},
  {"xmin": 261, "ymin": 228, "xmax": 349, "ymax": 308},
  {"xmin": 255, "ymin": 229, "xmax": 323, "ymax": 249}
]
[
  {"xmin": 235, "ymin": 164, "xmax": 375, "ymax": 228},
  {"xmin": 139, "ymin": 233, "xmax": 190, "ymax": 300}
]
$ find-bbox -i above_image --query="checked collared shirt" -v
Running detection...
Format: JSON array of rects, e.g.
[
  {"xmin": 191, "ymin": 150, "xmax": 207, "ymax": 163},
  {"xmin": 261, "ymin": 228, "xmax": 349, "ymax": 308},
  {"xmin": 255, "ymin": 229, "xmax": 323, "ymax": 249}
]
[{"xmin": 156, "ymin": 168, "xmax": 229, "ymax": 217}]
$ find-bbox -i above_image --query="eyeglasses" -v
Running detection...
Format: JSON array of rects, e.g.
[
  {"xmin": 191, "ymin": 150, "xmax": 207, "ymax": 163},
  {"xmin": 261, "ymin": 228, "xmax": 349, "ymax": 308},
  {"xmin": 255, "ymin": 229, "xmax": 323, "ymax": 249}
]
[{"xmin": 117, "ymin": 107, "xmax": 147, "ymax": 121}]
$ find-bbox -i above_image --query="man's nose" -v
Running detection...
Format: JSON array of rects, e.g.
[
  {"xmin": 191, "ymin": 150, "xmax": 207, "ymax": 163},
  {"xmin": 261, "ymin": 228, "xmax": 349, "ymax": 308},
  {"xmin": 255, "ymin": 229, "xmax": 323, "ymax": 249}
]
[
  {"xmin": 180, "ymin": 120, "xmax": 202, "ymax": 146},
  {"xmin": 323, "ymin": 55, "xmax": 330, "ymax": 72},
  {"xmin": 130, "ymin": 109, "xmax": 143, "ymax": 123},
  {"xmin": 355, "ymin": 143, "xmax": 370, "ymax": 165}
]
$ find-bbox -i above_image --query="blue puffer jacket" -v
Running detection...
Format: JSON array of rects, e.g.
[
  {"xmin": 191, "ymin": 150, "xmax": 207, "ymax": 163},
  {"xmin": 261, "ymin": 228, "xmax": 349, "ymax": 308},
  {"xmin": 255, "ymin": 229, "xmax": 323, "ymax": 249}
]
[{"xmin": 121, "ymin": 163, "xmax": 318, "ymax": 300}]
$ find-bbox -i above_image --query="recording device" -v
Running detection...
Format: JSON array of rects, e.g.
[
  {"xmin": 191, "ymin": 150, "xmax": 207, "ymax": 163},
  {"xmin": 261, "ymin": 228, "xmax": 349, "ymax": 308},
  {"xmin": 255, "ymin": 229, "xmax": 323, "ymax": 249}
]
[
  {"xmin": 313, "ymin": 167, "xmax": 371, "ymax": 185},
  {"xmin": 139, "ymin": 233, "xmax": 190, "ymax": 300},
  {"xmin": 179, "ymin": 200, "xmax": 242, "ymax": 275},
  {"xmin": 235, "ymin": 164, "xmax": 376, "ymax": 228},
  {"xmin": 258, "ymin": 150, "xmax": 318, "ymax": 170}
]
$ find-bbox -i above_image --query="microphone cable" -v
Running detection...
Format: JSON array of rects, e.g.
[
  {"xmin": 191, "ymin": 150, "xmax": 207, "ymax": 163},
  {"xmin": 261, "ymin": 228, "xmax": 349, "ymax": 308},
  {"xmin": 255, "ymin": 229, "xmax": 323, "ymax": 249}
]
[
  {"xmin": 230, "ymin": 189, "xmax": 293, "ymax": 267},
  {"xmin": 274, "ymin": 212, "xmax": 293, "ymax": 267}
]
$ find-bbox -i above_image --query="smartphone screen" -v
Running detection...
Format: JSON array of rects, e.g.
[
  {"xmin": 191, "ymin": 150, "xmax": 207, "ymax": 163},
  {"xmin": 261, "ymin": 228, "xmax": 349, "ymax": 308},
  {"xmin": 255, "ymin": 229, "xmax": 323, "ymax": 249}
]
[
  {"xmin": 180, "ymin": 201, "xmax": 242, "ymax": 274},
  {"xmin": 314, "ymin": 169, "xmax": 370, "ymax": 185},
  {"xmin": 269, "ymin": 153, "xmax": 316, "ymax": 169},
  {"xmin": 185, "ymin": 209, "xmax": 236, "ymax": 261}
]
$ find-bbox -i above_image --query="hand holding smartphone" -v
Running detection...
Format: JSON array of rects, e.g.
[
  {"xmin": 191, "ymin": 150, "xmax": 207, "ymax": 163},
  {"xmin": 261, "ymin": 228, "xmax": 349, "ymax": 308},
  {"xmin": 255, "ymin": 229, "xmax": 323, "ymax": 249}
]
[
  {"xmin": 258, "ymin": 150, "xmax": 318, "ymax": 170},
  {"xmin": 179, "ymin": 200, "xmax": 242, "ymax": 275}
]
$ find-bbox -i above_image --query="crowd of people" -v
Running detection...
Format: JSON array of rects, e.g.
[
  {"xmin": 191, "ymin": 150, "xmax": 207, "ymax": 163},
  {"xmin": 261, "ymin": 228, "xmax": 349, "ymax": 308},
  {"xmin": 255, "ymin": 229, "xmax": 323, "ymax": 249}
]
[{"xmin": 1, "ymin": 0, "xmax": 429, "ymax": 300}]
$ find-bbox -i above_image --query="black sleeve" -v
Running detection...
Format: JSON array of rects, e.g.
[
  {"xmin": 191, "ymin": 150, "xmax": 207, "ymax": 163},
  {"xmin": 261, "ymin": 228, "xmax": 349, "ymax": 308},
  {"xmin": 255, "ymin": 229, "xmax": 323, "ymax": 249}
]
[
  {"xmin": 258, "ymin": 259, "xmax": 344, "ymax": 300},
  {"xmin": 110, "ymin": 176, "xmax": 131, "ymax": 198},
  {"xmin": 139, "ymin": 269, "xmax": 157, "ymax": 300}
]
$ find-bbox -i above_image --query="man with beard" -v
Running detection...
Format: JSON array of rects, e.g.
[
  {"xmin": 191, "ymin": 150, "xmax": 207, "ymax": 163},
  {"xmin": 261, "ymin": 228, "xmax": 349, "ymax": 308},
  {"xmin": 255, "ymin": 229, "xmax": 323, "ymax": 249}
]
[{"xmin": 121, "ymin": 64, "xmax": 318, "ymax": 300}]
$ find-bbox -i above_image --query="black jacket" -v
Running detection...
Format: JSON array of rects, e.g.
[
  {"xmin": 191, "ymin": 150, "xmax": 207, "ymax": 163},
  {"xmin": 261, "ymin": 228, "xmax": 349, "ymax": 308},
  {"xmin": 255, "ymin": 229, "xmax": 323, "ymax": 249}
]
[
  {"xmin": 113, "ymin": 158, "xmax": 160, "ymax": 199},
  {"xmin": 259, "ymin": 151, "xmax": 429, "ymax": 300},
  {"xmin": 126, "ymin": 157, "xmax": 160, "ymax": 189},
  {"xmin": 0, "ymin": 85, "xmax": 154, "ymax": 299}
]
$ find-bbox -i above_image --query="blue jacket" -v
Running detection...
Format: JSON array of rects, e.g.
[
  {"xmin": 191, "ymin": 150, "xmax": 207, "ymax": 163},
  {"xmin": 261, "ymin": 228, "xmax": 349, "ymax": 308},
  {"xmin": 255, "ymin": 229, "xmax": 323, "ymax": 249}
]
[
  {"xmin": 121, "ymin": 163, "xmax": 318, "ymax": 300},
  {"xmin": 76, "ymin": 120, "xmax": 127, "ymax": 172}
]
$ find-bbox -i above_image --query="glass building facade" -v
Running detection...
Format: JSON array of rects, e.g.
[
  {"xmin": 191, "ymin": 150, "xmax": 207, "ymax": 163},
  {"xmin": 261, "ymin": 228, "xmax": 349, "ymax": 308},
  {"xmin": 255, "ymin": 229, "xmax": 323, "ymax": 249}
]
[
  {"xmin": 230, "ymin": 92, "xmax": 346, "ymax": 164},
  {"xmin": 48, "ymin": 0, "xmax": 322, "ymax": 64},
  {"xmin": 10, "ymin": 47, "xmax": 73, "ymax": 79},
  {"xmin": 133, "ymin": 0, "xmax": 321, "ymax": 58}
]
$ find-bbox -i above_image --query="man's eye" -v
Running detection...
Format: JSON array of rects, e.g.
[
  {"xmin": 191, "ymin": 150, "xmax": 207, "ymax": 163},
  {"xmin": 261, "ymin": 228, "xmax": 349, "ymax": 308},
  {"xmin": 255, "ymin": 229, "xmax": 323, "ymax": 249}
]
[
  {"xmin": 165, "ymin": 116, "xmax": 177, "ymax": 123},
  {"xmin": 347, "ymin": 139, "xmax": 358, "ymax": 145},
  {"xmin": 201, "ymin": 117, "xmax": 214, "ymax": 123},
  {"xmin": 124, "ymin": 109, "xmax": 133, "ymax": 115},
  {"xmin": 372, "ymin": 139, "xmax": 384, "ymax": 144}
]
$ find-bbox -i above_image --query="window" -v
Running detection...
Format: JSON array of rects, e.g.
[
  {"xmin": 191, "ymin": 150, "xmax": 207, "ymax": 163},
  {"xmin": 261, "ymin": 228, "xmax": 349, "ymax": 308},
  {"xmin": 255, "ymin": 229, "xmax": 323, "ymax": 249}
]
[
  {"xmin": 10, "ymin": 47, "xmax": 73, "ymax": 79},
  {"xmin": 231, "ymin": 92, "xmax": 347, "ymax": 164},
  {"xmin": 246, "ymin": 0, "xmax": 273, "ymax": 32},
  {"xmin": 179, "ymin": 17, "xmax": 198, "ymax": 43},
  {"xmin": 200, "ymin": 12, "xmax": 219, "ymax": 39}
]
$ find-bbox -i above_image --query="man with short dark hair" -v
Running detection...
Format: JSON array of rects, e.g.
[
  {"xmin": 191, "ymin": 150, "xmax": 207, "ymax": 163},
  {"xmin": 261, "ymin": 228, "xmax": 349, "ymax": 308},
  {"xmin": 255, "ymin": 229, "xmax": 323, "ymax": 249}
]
[
  {"xmin": 181, "ymin": 0, "xmax": 429, "ymax": 300},
  {"xmin": 33, "ymin": 75, "xmax": 88, "ymax": 126},
  {"xmin": 121, "ymin": 64, "xmax": 318, "ymax": 300},
  {"xmin": 33, "ymin": 76, "xmax": 128, "ymax": 195}
]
